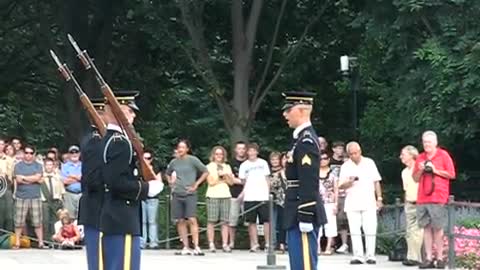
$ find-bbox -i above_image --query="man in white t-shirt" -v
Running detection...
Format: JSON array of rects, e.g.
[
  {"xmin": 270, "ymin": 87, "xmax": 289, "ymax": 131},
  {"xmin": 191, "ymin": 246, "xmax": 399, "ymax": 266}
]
[
  {"xmin": 339, "ymin": 142, "xmax": 383, "ymax": 265},
  {"xmin": 238, "ymin": 143, "xmax": 270, "ymax": 252}
]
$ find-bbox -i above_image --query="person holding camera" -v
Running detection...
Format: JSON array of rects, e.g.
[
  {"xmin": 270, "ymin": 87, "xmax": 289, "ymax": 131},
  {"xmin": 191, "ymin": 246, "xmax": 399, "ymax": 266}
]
[
  {"xmin": 413, "ymin": 131, "xmax": 456, "ymax": 269},
  {"xmin": 338, "ymin": 141, "xmax": 383, "ymax": 265}
]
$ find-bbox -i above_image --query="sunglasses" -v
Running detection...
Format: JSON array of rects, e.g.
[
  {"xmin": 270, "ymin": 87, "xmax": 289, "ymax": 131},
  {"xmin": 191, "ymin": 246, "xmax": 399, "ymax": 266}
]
[
  {"xmin": 144, "ymin": 156, "xmax": 152, "ymax": 160},
  {"xmin": 320, "ymin": 156, "xmax": 329, "ymax": 160},
  {"xmin": 24, "ymin": 151, "xmax": 34, "ymax": 155}
]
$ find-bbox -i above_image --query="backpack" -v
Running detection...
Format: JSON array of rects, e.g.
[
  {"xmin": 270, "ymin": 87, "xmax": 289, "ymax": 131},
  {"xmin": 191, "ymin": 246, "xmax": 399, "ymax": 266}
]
[{"xmin": 388, "ymin": 236, "xmax": 407, "ymax": 261}]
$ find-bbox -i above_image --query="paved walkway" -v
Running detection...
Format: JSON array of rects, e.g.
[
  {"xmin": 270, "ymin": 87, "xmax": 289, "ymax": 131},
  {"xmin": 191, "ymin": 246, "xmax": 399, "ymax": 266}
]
[{"xmin": 0, "ymin": 249, "xmax": 410, "ymax": 269}]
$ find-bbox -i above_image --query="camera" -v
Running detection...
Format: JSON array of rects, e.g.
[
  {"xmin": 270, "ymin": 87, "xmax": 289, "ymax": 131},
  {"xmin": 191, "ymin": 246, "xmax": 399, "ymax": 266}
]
[{"xmin": 424, "ymin": 160, "xmax": 433, "ymax": 173}]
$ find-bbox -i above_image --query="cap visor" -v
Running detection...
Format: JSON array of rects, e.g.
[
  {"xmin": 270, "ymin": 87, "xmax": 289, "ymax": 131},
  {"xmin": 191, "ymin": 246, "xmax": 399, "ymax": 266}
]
[
  {"xmin": 282, "ymin": 104, "xmax": 293, "ymax": 111},
  {"xmin": 128, "ymin": 102, "xmax": 139, "ymax": 111}
]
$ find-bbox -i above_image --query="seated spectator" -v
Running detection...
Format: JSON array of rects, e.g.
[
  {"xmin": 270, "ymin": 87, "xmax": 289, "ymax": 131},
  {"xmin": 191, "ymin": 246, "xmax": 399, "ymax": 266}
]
[
  {"xmin": 239, "ymin": 143, "xmax": 271, "ymax": 252},
  {"xmin": 53, "ymin": 215, "xmax": 81, "ymax": 249}
]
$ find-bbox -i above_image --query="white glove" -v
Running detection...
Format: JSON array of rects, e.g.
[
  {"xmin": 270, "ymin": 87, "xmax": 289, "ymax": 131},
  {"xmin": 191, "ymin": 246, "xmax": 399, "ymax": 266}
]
[
  {"xmin": 299, "ymin": 222, "xmax": 314, "ymax": 233},
  {"xmin": 148, "ymin": 179, "xmax": 164, "ymax": 197}
]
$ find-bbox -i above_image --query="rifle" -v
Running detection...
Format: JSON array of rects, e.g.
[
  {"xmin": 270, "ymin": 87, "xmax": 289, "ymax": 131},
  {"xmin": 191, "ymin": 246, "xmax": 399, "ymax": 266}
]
[
  {"xmin": 49, "ymin": 50, "xmax": 106, "ymax": 136},
  {"xmin": 66, "ymin": 34, "xmax": 156, "ymax": 182}
]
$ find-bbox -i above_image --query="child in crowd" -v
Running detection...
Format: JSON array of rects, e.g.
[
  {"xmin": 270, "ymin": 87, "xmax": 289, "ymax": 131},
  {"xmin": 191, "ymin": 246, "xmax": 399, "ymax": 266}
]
[{"xmin": 53, "ymin": 214, "xmax": 81, "ymax": 249}]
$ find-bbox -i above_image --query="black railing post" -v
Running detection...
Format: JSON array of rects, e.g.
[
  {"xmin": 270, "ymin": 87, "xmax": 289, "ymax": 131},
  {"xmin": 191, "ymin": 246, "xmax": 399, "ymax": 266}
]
[
  {"xmin": 447, "ymin": 195, "xmax": 455, "ymax": 269},
  {"xmin": 257, "ymin": 195, "xmax": 286, "ymax": 270},
  {"xmin": 165, "ymin": 193, "xmax": 171, "ymax": 249},
  {"xmin": 394, "ymin": 198, "xmax": 401, "ymax": 233},
  {"xmin": 267, "ymin": 194, "xmax": 275, "ymax": 265}
]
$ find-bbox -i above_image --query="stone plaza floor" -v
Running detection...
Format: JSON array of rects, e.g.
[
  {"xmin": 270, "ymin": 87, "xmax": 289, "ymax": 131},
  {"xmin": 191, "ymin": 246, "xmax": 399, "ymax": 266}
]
[{"xmin": 0, "ymin": 249, "xmax": 412, "ymax": 270}]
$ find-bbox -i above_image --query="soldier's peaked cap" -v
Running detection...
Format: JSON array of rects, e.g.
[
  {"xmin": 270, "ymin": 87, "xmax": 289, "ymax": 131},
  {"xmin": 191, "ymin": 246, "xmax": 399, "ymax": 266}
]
[
  {"xmin": 281, "ymin": 91, "xmax": 315, "ymax": 111},
  {"xmin": 90, "ymin": 97, "xmax": 105, "ymax": 111},
  {"xmin": 105, "ymin": 90, "xmax": 140, "ymax": 111}
]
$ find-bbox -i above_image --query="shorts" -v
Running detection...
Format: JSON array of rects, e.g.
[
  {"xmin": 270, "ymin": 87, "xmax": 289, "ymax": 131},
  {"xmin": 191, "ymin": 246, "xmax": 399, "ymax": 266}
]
[
  {"xmin": 228, "ymin": 198, "xmax": 242, "ymax": 227},
  {"xmin": 15, "ymin": 198, "xmax": 42, "ymax": 228},
  {"xmin": 417, "ymin": 203, "xmax": 447, "ymax": 230},
  {"xmin": 319, "ymin": 203, "xmax": 338, "ymax": 238},
  {"xmin": 206, "ymin": 197, "xmax": 231, "ymax": 223},
  {"xmin": 336, "ymin": 196, "xmax": 348, "ymax": 230},
  {"xmin": 171, "ymin": 193, "xmax": 197, "ymax": 221},
  {"xmin": 244, "ymin": 201, "xmax": 269, "ymax": 224}
]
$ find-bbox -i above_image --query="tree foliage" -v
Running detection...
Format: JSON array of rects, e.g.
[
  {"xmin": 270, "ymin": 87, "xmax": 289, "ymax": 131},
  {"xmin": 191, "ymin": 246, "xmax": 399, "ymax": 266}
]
[{"xmin": 0, "ymin": 0, "xmax": 478, "ymax": 199}]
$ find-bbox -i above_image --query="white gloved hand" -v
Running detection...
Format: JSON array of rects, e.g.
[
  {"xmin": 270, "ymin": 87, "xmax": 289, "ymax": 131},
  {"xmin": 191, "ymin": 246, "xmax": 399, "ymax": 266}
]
[
  {"xmin": 299, "ymin": 222, "xmax": 314, "ymax": 233},
  {"xmin": 148, "ymin": 179, "xmax": 164, "ymax": 197}
]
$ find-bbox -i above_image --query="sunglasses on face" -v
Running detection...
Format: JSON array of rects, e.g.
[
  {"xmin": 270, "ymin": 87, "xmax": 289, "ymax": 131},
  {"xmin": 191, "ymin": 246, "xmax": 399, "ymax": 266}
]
[
  {"xmin": 320, "ymin": 156, "xmax": 329, "ymax": 160},
  {"xmin": 24, "ymin": 151, "xmax": 34, "ymax": 155},
  {"xmin": 144, "ymin": 156, "xmax": 152, "ymax": 160}
]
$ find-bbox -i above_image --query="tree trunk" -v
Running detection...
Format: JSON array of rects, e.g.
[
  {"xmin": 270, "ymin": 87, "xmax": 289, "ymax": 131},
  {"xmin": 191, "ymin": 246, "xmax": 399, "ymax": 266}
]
[{"xmin": 63, "ymin": 0, "xmax": 89, "ymax": 145}]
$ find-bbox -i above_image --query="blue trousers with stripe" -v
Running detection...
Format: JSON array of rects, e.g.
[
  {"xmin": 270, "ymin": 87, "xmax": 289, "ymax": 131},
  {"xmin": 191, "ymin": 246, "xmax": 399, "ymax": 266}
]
[
  {"xmin": 84, "ymin": 226, "xmax": 101, "ymax": 270},
  {"xmin": 102, "ymin": 234, "xmax": 141, "ymax": 270},
  {"xmin": 287, "ymin": 225, "xmax": 319, "ymax": 270}
]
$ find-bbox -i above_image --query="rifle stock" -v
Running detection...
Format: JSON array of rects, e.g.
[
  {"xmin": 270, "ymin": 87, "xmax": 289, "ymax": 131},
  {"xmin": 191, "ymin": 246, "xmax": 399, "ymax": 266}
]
[
  {"xmin": 66, "ymin": 35, "xmax": 156, "ymax": 181},
  {"xmin": 49, "ymin": 50, "xmax": 106, "ymax": 136}
]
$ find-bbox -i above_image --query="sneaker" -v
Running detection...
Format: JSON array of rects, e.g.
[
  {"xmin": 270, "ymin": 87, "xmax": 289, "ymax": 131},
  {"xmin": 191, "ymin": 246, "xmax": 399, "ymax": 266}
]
[
  {"xmin": 366, "ymin": 259, "xmax": 376, "ymax": 265},
  {"xmin": 193, "ymin": 246, "xmax": 205, "ymax": 256},
  {"xmin": 336, "ymin": 244, "xmax": 349, "ymax": 254},
  {"xmin": 249, "ymin": 244, "xmax": 260, "ymax": 253},
  {"xmin": 209, "ymin": 242, "xmax": 216, "ymax": 253},
  {"xmin": 179, "ymin": 247, "xmax": 192, "ymax": 255},
  {"xmin": 222, "ymin": 245, "xmax": 232, "ymax": 253}
]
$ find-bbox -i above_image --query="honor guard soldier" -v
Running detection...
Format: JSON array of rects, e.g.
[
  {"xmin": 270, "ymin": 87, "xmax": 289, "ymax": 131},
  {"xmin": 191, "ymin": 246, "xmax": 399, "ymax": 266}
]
[
  {"xmin": 100, "ymin": 91, "xmax": 164, "ymax": 270},
  {"xmin": 78, "ymin": 98, "xmax": 105, "ymax": 270},
  {"xmin": 282, "ymin": 91, "xmax": 327, "ymax": 270}
]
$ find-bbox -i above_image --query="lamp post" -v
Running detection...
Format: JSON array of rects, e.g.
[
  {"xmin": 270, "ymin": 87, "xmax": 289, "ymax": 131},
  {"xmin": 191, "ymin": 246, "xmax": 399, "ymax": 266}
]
[{"xmin": 340, "ymin": 55, "xmax": 360, "ymax": 140}]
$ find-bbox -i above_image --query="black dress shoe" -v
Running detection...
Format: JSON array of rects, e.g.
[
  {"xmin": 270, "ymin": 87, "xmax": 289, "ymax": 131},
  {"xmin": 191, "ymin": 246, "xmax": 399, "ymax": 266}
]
[
  {"xmin": 350, "ymin": 259, "xmax": 363, "ymax": 265},
  {"xmin": 419, "ymin": 260, "xmax": 436, "ymax": 269},
  {"xmin": 435, "ymin": 260, "xmax": 446, "ymax": 269},
  {"xmin": 402, "ymin": 259, "xmax": 420, "ymax": 266},
  {"xmin": 366, "ymin": 259, "xmax": 376, "ymax": 265}
]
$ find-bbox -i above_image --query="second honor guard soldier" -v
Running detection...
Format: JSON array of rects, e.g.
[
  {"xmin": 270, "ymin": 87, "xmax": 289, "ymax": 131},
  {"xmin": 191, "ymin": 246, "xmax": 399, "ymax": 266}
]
[
  {"xmin": 100, "ymin": 91, "xmax": 164, "ymax": 270},
  {"xmin": 78, "ymin": 98, "xmax": 105, "ymax": 270},
  {"xmin": 282, "ymin": 92, "xmax": 327, "ymax": 270}
]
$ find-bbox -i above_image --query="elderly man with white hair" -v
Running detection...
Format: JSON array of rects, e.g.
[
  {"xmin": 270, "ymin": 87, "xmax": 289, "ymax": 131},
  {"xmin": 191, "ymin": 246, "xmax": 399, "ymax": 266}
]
[
  {"xmin": 413, "ymin": 131, "xmax": 455, "ymax": 269},
  {"xmin": 339, "ymin": 141, "xmax": 383, "ymax": 265}
]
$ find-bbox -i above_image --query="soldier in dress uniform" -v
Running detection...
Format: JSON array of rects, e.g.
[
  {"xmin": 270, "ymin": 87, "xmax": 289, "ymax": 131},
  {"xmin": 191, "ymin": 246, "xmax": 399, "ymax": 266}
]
[
  {"xmin": 282, "ymin": 91, "xmax": 327, "ymax": 270},
  {"xmin": 78, "ymin": 98, "xmax": 105, "ymax": 270},
  {"xmin": 100, "ymin": 91, "xmax": 164, "ymax": 270}
]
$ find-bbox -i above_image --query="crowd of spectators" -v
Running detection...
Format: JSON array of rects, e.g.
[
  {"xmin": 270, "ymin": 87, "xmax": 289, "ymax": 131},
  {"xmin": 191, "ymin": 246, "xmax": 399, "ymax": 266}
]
[{"xmin": 0, "ymin": 130, "xmax": 457, "ymax": 269}]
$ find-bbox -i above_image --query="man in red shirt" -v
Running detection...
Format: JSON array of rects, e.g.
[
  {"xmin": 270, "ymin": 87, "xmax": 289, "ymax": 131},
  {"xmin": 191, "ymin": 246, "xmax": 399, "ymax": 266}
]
[{"xmin": 413, "ymin": 131, "xmax": 456, "ymax": 269}]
